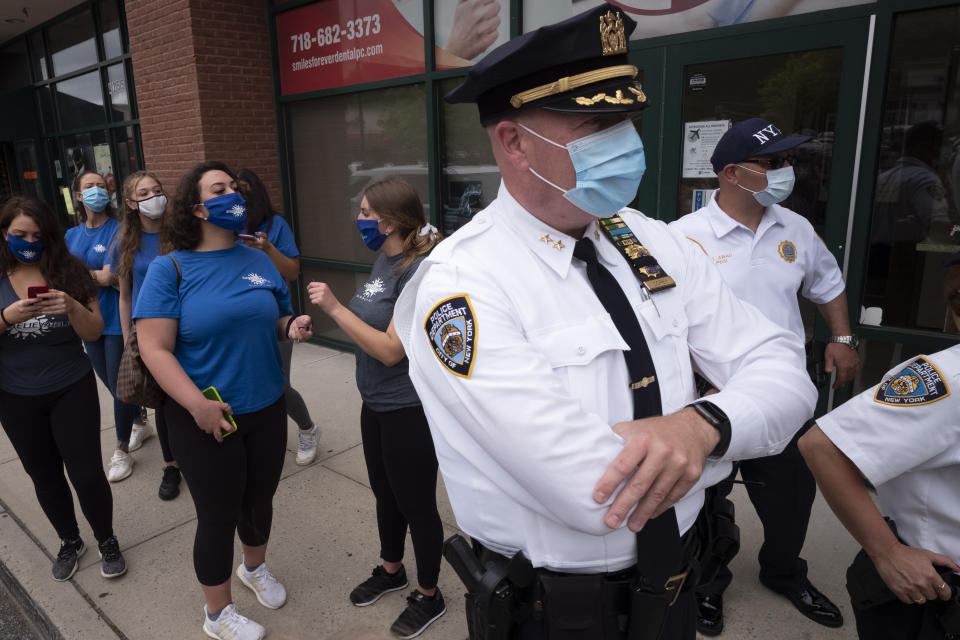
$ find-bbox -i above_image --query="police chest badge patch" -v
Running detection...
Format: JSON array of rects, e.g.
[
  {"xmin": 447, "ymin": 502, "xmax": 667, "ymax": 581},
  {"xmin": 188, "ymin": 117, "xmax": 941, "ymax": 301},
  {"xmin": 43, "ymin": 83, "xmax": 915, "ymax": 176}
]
[
  {"xmin": 874, "ymin": 357, "xmax": 950, "ymax": 406},
  {"xmin": 425, "ymin": 295, "xmax": 477, "ymax": 378},
  {"xmin": 778, "ymin": 240, "xmax": 797, "ymax": 263}
]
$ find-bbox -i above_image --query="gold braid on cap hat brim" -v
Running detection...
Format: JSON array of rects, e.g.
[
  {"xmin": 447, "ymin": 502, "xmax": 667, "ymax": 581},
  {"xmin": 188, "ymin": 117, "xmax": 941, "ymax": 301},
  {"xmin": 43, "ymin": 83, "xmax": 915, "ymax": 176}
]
[{"xmin": 509, "ymin": 65, "xmax": 639, "ymax": 109}]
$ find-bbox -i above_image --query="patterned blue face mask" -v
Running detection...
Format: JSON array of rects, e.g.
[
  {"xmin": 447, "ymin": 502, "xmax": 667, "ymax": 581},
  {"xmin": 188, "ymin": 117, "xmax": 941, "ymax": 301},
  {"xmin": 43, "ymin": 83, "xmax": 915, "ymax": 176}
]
[
  {"xmin": 356, "ymin": 218, "xmax": 387, "ymax": 251},
  {"xmin": 5, "ymin": 233, "xmax": 43, "ymax": 263},
  {"xmin": 81, "ymin": 186, "xmax": 110, "ymax": 212},
  {"xmin": 201, "ymin": 192, "xmax": 247, "ymax": 232},
  {"xmin": 519, "ymin": 119, "xmax": 646, "ymax": 217}
]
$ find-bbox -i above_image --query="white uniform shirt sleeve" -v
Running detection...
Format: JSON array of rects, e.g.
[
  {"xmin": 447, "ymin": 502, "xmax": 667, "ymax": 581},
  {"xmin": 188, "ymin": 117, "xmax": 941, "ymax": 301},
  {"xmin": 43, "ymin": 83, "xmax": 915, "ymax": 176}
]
[
  {"xmin": 670, "ymin": 229, "xmax": 818, "ymax": 460},
  {"xmin": 817, "ymin": 352, "xmax": 959, "ymax": 486},
  {"xmin": 798, "ymin": 219, "xmax": 845, "ymax": 305}
]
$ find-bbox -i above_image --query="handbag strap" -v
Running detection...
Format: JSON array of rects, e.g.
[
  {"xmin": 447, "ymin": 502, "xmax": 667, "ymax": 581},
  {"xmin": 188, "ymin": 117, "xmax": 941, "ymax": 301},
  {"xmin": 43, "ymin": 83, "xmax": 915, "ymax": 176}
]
[{"xmin": 170, "ymin": 256, "xmax": 181, "ymax": 289}]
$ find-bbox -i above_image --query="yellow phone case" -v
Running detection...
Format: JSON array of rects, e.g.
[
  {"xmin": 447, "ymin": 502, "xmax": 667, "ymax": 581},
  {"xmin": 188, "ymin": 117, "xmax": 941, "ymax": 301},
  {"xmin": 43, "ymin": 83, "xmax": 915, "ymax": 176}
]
[{"xmin": 201, "ymin": 386, "xmax": 238, "ymax": 436}]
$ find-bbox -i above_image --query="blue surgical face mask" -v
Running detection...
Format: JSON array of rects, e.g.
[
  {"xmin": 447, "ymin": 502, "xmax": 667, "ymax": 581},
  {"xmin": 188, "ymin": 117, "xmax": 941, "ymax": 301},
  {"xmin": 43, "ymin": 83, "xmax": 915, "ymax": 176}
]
[
  {"xmin": 6, "ymin": 233, "xmax": 43, "ymax": 263},
  {"xmin": 519, "ymin": 119, "xmax": 646, "ymax": 217},
  {"xmin": 81, "ymin": 186, "xmax": 110, "ymax": 212},
  {"xmin": 357, "ymin": 218, "xmax": 387, "ymax": 251},
  {"xmin": 201, "ymin": 192, "xmax": 247, "ymax": 232},
  {"xmin": 735, "ymin": 165, "xmax": 795, "ymax": 207}
]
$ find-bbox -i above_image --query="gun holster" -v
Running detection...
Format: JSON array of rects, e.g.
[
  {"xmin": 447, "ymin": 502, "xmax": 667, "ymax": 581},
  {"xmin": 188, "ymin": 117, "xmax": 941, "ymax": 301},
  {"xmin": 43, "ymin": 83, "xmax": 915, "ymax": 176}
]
[
  {"xmin": 806, "ymin": 339, "xmax": 828, "ymax": 389},
  {"xmin": 695, "ymin": 489, "xmax": 740, "ymax": 586},
  {"xmin": 443, "ymin": 535, "xmax": 522, "ymax": 640}
]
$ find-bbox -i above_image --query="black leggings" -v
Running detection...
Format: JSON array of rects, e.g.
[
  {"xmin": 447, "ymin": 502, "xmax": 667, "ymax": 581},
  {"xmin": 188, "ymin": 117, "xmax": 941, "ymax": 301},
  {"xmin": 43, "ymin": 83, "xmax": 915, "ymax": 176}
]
[
  {"xmin": 360, "ymin": 403, "xmax": 443, "ymax": 590},
  {"xmin": 155, "ymin": 404, "xmax": 175, "ymax": 464},
  {"xmin": 0, "ymin": 371, "xmax": 114, "ymax": 544},
  {"xmin": 164, "ymin": 395, "xmax": 287, "ymax": 586}
]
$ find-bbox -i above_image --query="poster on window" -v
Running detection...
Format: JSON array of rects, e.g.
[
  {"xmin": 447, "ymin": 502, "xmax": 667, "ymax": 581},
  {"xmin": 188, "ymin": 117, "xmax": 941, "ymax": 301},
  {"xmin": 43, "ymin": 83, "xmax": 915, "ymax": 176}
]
[
  {"xmin": 682, "ymin": 120, "xmax": 730, "ymax": 178},
  {"xmin": 522, "ymin": 0, "xmax": 873, "ymax": 39},
  {"xmin": 93, "ymin": 144, "xmax": 116, "ymax": 206}
]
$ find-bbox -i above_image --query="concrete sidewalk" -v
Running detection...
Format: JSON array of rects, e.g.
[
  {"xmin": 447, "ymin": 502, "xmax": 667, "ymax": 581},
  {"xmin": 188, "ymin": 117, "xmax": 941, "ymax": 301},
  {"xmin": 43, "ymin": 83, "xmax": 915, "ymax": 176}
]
[{"xmin": 0, "ymin": 342, "xmax": 861, "ymax": 640}]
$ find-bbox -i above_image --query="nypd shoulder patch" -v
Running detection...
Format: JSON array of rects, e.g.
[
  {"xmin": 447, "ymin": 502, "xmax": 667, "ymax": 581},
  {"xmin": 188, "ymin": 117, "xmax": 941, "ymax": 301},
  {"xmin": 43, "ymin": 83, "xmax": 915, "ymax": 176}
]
[
  {"xmin": 874, "ymin": 356, "xmax": 951, "ymax": 406},
  {"xmin": 424, "ymin": 295, "xmax": 477, "ymax": 378}
]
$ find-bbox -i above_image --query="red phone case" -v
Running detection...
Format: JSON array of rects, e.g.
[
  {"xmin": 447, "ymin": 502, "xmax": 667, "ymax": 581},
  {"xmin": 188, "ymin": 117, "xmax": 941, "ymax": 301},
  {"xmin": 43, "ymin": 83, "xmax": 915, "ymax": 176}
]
[{"xmin": 27, "ymin": 286, "xmax": 48, "ymax": 299}]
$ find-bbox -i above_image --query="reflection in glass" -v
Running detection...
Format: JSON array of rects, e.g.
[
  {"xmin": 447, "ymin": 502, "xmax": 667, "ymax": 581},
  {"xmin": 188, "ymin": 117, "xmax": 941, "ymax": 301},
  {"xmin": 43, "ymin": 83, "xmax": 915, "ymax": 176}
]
[
  {"xmin": 100, "ymin": 0, "xmax": 124, "ymax": 60},
  {"xmin": 439, "ymin": 78, "xmax": 500, "ymax": 235},
  {"xmin": 112, "ymin": 126, "xmax": 138, "ymax": 190},
  {"xmin": 300, "ymin": 265, "xmax": 378, "ymax": 344},
  {"xmin": 288, "ymin": 85, "xmax": 428, "ymax": 264},
  {"xmin": 56, "ymin": 71, "xmax": 106, "ymax": 131},
  {"xmin": 49, "ymin": 9, "xmax": 98, "ymax": 76},
  {"xmin": 862, "ymin": 7, "xmax": 960, "ymax": 333},
  {"xmin": 37, "ymin": 86, "xmax": 55, "ymax": 133},
  {"xmin": 15, "ymin": 142, "xmax": 42, "ymax": 199},
  {"xmin": 106, "ymin": 64, "xmax": 131, "ymax": 122},
  {"xmin": 433, "ymin": 0, "xmax": 510, "ymax": 68},
  {"xmin": 29, "ymin": 32, "xmax": 47, "ymax": 81},
  {"xmin": 60, "ymin": 130, "xmax": 110, "ymax": 201},
  {"xmin": 676, "ymin": 48, "xmax": 843, "ymax": 225}
]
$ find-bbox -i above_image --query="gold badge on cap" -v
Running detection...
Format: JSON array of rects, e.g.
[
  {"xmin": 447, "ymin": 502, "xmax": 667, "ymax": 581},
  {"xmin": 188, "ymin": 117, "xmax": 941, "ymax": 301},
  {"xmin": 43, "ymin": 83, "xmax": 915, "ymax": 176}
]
[{"xmin": 600, "ymin": 10, "xmax": 627, "ymax": 56}]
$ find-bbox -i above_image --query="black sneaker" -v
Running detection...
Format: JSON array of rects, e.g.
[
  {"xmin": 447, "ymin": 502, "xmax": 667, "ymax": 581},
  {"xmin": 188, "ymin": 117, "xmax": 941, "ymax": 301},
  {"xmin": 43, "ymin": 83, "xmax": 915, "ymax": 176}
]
[
  {"xmin": 52, "ymin": 537, "xmax": 85, "ymax": 581},
  {"xmin": 349, "ymin": 565, "xmax": 408, "ymax": 606},
  {"xmin": 98, "ymin": 536, "xmax": 127, "ymax": 579},
  {"xmin": 390, "ymin": 589, "xmax": 446, "ymax": 638},
  {"xmin": 158, "ymin": 465, "xmax": 181, "ymax": 501}
]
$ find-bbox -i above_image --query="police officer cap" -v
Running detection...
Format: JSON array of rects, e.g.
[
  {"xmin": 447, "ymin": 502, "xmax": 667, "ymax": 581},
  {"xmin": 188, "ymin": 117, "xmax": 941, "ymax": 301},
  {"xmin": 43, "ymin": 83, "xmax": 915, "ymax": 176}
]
[
  {"xmin": 710, "ymin": 118, "xmax": 811, "ymax": 174},
  {"xmin": 445, "ymin": 3, "xmax": 649, "ymax": 125}
]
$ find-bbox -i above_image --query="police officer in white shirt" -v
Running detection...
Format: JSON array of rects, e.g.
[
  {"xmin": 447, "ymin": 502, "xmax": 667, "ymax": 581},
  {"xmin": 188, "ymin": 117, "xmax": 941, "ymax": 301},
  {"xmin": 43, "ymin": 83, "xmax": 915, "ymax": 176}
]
[
  {"xmin": 670, "ymin": 118, "xmax": 859, "ymax": 634},
  {"xmin": 799, "ymin": 346, "xmax": 960, "ymax": 639},
  {"xmin": 393, "ymin": 5, "xmax": 817, "ymax": 639}
]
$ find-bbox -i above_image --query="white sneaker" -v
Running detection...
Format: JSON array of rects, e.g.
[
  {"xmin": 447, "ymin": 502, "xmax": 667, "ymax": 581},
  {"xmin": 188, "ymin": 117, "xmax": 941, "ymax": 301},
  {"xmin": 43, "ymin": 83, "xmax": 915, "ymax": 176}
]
[
  {"xmin": 236, "ymin": 562, "xmax": 287, "ymax": 609},
  {"xmin": 128, "ymin": 419, "xmax": 154, "ymax": 452},
  {"xmin": 202, "ymin": 603, "xmax": 265, "ymax": 640},
  {"xmin": 295, "ymin": 422, "xmax": 321, "ymax": 466},
  {"xmin": 107, "ymin": 450, "xmax": 133, "ymax": 482}
]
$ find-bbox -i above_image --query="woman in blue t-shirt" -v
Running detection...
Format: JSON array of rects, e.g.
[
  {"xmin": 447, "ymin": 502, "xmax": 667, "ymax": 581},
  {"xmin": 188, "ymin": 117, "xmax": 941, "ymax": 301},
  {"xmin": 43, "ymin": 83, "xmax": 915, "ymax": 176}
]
[
  {"xmin": 135, "ymin": 161, "xmax": 313, "ymax": 640},
  {"xmin": 115, "ymin": 170, "xmax": 181, "ymax": 501},
  {"xmin": 0, "ymin": 196, "xmax": 126, "ymax": 583},
  {"xmin": 236, "ymin": 168, "xmax": 320, "ymax": 466},
  {"xmin": 65, "ymin": 170, "xmax": 142, "ymax": 484},
  {"xmin": 307, "ymin": 177, "xmax": 446, "ymax": 639}
]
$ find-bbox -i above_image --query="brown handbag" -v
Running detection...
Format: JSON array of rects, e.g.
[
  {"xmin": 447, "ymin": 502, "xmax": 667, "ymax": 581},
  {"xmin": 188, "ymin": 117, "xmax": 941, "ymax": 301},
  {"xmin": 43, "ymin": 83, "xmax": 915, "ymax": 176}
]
[{"xmin": 116, "ymin": 257, "xmax": 180, "ymax": 408}]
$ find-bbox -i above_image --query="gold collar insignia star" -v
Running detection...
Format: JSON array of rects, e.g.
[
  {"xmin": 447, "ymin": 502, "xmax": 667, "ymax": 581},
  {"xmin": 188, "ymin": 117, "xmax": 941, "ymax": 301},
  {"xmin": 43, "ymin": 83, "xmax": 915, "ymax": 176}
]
[
  {"xmin": 540, "ymin": 234, "xmax": 553, "ymax": 244},
  {"xmin": 553, "ymin": 240, "xmax": 565, "ymax": 250}
]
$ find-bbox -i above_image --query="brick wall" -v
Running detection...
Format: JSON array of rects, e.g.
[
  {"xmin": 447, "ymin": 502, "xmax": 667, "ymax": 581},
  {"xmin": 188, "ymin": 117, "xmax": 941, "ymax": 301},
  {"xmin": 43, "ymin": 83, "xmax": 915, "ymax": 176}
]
[{"xmin": 125, "ymin": 0, "xmax": 283, "ymax": 210}]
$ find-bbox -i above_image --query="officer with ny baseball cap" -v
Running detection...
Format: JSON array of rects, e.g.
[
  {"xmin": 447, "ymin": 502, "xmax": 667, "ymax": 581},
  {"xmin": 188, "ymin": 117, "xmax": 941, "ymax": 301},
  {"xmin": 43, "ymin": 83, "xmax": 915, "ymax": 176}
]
[{"xmin": 672, "ymin": 119, "xmax": 860, "ymax": 635}]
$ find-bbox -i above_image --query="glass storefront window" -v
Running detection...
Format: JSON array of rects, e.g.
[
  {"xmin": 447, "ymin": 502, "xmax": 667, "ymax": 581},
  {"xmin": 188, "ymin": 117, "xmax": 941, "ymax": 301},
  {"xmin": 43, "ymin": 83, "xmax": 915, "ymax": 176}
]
[
  {"xmin": 36, "ymin": 85, "xmax": 56, "ymax": 134},
  {"xmin": 861, "ymin": 6, "xmax": 960, "ymax": 333},
  {"xmin": 300, "ymin": 265, "xmax": 376, "ymax": 343},
  {"xmin": 0, "ymin": 39, "xmax": 31, "ymax": 92},
  {"xmin": 288, "ymin": 84, "xmax": 429, "ymax": 265},
  {"xmin": 439, "ymin": 77, "xmax": 499, "ymax": 235},
  {"xmin": 106, "ymin": 63, "xmax": 131, "ymax": 122},
  {"xmin": 56, "ymin": 71, "xmax": 106, "ymax": 131},
  {"xmin": 48, "ymin": 9, "xmax": 98, "ymax": 77},
  {"xmin": 29, "ymin": 32, "xmax": 48, "ymax": 81},
  {"xmin": 60, "ymin": 130, "xmax": 110, "ymax": 198},
  {"xmin": 100, "ymin": 0, "xmax": 124, "ymax": 60},
  {"xmin": 111, "ymin": 126, "xmax": 138, "ymax": 186}
]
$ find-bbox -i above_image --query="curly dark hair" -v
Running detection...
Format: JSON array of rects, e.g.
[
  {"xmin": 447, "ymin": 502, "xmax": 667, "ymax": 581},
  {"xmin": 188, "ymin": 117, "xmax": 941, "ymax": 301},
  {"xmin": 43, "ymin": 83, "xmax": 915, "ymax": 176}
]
[
  {"xmin": 0, "ymin": 197, "xmax": 96, "ymax": 304},
  {"xmin": 162, "ymin": 161, "xmax": 236, "ymax": 252},
  {"xmin": 236, "ymin": 168, "xmax": 278, "ymax": 236},
  {"xmin": 71, "ymin": 170, "xmax": 118, "ymax": 225}
]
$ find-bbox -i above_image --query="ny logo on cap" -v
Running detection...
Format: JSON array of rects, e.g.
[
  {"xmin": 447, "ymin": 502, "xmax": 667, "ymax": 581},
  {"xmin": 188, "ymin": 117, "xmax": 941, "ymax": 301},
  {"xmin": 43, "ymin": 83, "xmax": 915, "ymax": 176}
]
[
  {"xmin": 752, "ymin": 124, "xmax": 782, "ymax": 144},
  {"xmin": 600, "ymin": 11, "xmax": 627, "ymax": 56}
]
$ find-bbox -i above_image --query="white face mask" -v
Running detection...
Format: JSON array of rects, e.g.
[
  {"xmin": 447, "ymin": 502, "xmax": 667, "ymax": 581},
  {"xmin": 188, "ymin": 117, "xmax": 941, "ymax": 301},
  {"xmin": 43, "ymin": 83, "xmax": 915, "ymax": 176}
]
[
  {"xmin": 136, "ymin": 193, "xmax": 167, "ymax": 219},
  {"xmin": 735, "ymin": 165, "xmax": 795, "ymax": 207}
]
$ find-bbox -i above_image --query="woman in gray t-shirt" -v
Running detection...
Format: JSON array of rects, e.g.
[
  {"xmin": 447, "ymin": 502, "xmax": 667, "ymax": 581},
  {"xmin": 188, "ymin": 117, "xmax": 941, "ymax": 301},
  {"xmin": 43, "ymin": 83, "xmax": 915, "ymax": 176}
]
[
  {"xmin": 308, "ymin": 178, "xmax": 447, "ymax": 639},
  {"xmin": 0, "ymin": 196, "xmax": 127, "ymax": 583}
]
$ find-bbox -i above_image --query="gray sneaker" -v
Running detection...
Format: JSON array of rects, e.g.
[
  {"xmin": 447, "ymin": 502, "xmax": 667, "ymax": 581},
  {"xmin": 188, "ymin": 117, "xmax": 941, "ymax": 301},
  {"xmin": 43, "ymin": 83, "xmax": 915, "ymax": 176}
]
[
  {"xmin": 98, "ymin": 536, "xmax": 127, "ymax": 578},
  {"xmin": 52, "ymin": 537, "xmax": 85, "ymax": 581}
]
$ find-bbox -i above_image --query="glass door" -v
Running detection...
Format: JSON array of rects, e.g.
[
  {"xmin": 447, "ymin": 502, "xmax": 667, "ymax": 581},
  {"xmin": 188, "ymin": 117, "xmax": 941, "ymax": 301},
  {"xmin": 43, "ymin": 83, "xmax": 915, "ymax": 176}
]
[{"xmin": 654, "ymin": 15, "xmax": 871, "ymax": 408}]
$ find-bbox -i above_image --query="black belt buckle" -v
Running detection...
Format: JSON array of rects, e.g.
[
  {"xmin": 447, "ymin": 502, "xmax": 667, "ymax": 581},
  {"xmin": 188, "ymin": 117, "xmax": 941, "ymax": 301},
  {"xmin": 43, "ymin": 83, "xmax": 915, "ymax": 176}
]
[{"xmin": 664, "ymin": 569, "xmax": 688, "ymax": 607}]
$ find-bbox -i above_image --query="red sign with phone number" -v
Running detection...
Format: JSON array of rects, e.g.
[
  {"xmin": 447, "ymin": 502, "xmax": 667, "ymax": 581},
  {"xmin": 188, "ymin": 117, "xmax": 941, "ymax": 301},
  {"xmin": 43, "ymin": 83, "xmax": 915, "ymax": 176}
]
[{"xmin": 276, "ymin": 0, "xmax": 426, "ymax": 96}]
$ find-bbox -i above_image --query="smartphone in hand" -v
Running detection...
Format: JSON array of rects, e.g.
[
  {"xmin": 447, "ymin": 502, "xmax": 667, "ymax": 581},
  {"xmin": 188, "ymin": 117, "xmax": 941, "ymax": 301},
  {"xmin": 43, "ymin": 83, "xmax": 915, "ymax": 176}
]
[
  {"xmin": 27, "ymin": 285, "xmax": 49, "ymax": 299},
  {"xmin": 201, "ymin": 386, "xmax": 238, "ymax": 436},
  {"xmin": 237, "ymin": 234, "xmax": 257, "ymax": 241}
]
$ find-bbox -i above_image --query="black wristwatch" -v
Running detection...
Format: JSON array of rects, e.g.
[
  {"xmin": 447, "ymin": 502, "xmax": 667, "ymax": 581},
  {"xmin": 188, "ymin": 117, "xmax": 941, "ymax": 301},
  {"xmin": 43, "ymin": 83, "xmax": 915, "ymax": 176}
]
[{"xmin": 688, "ymin": 401, "xmax": 731, "ymax": 458}]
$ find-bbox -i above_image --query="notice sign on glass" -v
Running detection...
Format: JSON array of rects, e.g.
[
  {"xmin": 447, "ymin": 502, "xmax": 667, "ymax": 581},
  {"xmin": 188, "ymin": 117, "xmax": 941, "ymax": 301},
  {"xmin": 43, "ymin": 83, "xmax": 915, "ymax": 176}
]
[
  {"xmin": 276, "ymin": 0, "xmax": 425, "ymax": 96},
  {"xmin": 682, "ymin": 120, "xmax": 730, "ymax": 178}
]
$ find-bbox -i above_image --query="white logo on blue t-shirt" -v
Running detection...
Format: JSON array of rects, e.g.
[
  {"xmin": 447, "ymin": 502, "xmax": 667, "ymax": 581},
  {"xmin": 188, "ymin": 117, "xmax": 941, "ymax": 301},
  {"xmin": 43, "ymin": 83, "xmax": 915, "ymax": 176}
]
[
  {"xmin": 94, "ymin": 244, "xmax": 107, "ymax": 253},
  {"xmin": 360, "ymin": 277, "xmax": 385, "ymax": 300},
  {"xmin": 242, "ymin": 273, "xmax": 271, "ymax": 287}
]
